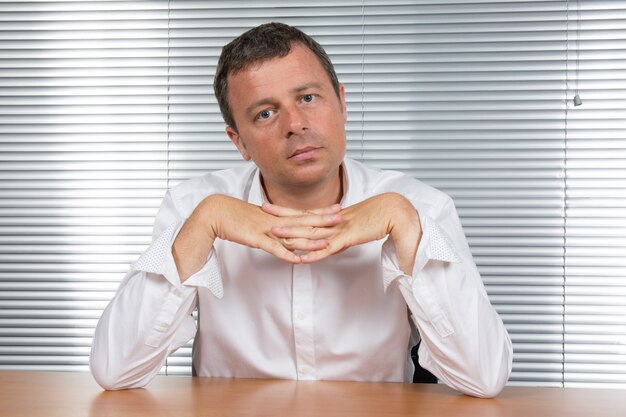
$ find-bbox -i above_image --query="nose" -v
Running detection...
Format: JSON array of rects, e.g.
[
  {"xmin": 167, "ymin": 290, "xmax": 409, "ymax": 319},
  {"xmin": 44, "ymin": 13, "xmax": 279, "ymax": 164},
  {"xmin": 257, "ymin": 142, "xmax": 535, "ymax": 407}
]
[{"xmin": 283, "ymin": 105, "xmax": 307, "ymax": 138}]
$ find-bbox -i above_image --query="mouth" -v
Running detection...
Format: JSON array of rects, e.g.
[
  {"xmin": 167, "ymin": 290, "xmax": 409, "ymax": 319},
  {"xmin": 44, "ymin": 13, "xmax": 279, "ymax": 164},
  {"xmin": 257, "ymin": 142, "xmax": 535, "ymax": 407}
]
[{"xmin": 289, "ymin": 146, "xmax": 320, "ymax": 161}]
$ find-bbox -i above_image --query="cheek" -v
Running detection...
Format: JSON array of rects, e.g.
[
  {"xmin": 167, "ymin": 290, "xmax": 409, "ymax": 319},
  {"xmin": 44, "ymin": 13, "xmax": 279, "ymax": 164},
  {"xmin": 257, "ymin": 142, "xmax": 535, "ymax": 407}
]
[
  {"xmin": 327, "ymin": 113, "xmax": 347, "ymax": 138},
  {"xmin": 316, "ymin": 107, "xmax": 343, "ymax": 130},
  {"xmin": 245, "ymin": 137, "xmax": 281, "ymax": 162}
]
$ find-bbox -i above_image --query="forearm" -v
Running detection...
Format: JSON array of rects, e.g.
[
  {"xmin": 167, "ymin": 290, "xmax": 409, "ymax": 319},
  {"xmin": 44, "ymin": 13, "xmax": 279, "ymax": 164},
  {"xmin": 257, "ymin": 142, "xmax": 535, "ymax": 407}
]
[
  {"xmin": 387, "ymin": 193, "xmax": 422, "ymax": 275},
  {"xmin": 399, "ymin": 268, "xmax": 512, "ymax": 397},
  {"xmin": 172, "ymin": 197, "xmax": 218, "ymax": 282},
  {"xmin": 90, "ymin": 268, "xmax": 197, "ymax": 390},
  {"xmin": 383, "ymin": 196, "xmax": 512, "ymax": 397}
]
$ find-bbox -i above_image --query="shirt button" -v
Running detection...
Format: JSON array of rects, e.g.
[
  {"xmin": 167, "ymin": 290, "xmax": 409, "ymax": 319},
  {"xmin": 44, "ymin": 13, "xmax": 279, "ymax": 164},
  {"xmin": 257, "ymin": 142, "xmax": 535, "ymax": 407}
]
[
  {"xmin": 296, "ymin": 312, "xmax": 305, "ymax": 321},
  {"xmin": 300, "ymin": 365, "xmax": 311, "ymax": 375}
]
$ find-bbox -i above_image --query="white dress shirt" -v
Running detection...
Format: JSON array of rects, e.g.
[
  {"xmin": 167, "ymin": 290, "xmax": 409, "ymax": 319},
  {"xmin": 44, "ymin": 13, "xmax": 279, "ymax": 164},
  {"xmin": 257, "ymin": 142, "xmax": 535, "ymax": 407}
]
[{"xmin": 90, "ymin": 158, "xmax": 512, "ymax": 397}]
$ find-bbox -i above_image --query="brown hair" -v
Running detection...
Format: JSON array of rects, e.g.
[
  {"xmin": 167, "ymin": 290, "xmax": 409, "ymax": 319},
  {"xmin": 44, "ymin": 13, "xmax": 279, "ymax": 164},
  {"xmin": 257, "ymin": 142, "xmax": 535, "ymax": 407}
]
[{"xmin": 214, "ymin": 22, "xmax": 341, "ymax": 131}]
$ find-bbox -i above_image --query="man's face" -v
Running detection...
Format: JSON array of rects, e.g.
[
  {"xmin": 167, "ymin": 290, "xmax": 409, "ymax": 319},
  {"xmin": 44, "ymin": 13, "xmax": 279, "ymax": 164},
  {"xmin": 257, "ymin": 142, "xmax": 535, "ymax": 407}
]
[{"xmin": 225, "ymin": 44, "xmax": 347, "ymax": 192}]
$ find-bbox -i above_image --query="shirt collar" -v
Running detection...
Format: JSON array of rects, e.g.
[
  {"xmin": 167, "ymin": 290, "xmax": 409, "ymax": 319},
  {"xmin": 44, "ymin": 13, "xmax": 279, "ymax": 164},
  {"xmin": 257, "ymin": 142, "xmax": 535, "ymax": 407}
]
[
  {"xmin": 340, "ymin": 158, "xmax": 363, "ymax": 208},
  {"xmin": 247, "ymin": 158, "xmax": 360, "ymax": 209},
  {"xmin": 248, "ymin": 167, "xmax": 265, "ymax": 206}
]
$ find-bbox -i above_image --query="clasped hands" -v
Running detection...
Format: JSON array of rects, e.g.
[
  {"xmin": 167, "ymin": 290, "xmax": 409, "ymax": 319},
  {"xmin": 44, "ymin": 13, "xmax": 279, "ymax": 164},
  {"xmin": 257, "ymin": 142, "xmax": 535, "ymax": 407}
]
[{"xmin": 206, "ymin": 192, "xmax": 421, "ymax": 274}]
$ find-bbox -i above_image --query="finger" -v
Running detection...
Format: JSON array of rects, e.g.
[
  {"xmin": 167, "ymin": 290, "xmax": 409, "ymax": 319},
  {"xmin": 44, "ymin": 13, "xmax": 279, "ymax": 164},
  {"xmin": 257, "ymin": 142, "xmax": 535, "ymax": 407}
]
[
  {"xmin": 262, "ymin": 202, "xmax": 341, "ymax": 217},
  {"xmin": 277, "ymin": 237, "xmax": 329, "ymax": 252},
  {"xmin": 306, "ymin": 204, "xmax": 342, "ymax": 215},
  {"xmin": 271, "ymin": 225, "xmax": 334, "ymax": 240},
  {"xmin": 299, "ymin": 246, "xmax": 334, "ymax": 264},
  {"xmin": 279, "ymin": 213, "xmax": 342, "ymax": 229},
  {"xmin": 259, "ymin": 237, "xmax": 301, "ymax": 264},
  {"xmin": 300, "ymin": 243, "xmax": 349, "ymax": 264},
  {"xmin": 261, "ymin": 203, "xmax": 302, "ymax": 217}
]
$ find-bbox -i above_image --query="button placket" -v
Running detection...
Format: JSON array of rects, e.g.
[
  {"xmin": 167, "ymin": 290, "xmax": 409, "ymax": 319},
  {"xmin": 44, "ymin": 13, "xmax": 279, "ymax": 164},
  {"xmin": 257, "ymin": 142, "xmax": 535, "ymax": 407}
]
[{"xmin": 291, "ymin": 263, "xmax": 316, "ymax": 380}]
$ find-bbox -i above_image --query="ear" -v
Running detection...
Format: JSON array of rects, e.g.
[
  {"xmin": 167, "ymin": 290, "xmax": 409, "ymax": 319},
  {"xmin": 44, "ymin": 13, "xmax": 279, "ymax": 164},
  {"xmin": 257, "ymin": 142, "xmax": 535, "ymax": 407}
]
[
  {"xmin": 226, "ymin": 126, "xmax": 251, "ymax": 161},
  {"xmin": 338, "ymin": 83, "xmax": 347, "ymax": 123}
]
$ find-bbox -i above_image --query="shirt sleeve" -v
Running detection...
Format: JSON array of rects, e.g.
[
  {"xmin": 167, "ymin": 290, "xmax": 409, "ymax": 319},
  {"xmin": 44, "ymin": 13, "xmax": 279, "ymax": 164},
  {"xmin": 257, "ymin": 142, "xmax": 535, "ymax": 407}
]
[
  {"xmin": 381, "ymin": 196, "xmax": 513, "ymax": 398},
  {"xmin": 89, "ymin": 191, "xmax": 223, "ymax": 390}
]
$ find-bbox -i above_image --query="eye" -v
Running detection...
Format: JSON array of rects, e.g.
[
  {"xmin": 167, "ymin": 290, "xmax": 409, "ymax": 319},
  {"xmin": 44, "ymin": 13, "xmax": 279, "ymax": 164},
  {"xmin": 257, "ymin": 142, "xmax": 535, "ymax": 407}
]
[
  {"xmin": 256, "ymin": 109, "xmax": 273, "ymax": 120},
  {"xmin": 302, "ymin": 94, "xmax": 314, "ymax": 103}
]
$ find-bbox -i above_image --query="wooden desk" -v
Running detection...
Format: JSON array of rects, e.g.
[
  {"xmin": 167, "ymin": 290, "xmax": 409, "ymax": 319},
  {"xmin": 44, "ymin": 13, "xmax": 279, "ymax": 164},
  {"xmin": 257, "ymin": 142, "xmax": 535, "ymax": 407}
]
[{"xmin": 1, "ymin": 370, "xmax": 625, "ymax": 417}]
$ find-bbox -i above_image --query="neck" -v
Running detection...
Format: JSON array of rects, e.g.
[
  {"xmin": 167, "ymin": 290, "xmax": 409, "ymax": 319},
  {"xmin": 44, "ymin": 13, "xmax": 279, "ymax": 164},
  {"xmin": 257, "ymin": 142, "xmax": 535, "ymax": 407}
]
[{"xmin": 262, "ymin": 166, "xmax": 343, "ymax": 210}]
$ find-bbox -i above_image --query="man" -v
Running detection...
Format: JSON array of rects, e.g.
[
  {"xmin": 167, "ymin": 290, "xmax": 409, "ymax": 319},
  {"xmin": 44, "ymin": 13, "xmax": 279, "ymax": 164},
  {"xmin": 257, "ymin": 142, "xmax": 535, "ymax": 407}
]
[{"xmin": 90, "ymin": 23, "xmax": 512, "ymax": 397}]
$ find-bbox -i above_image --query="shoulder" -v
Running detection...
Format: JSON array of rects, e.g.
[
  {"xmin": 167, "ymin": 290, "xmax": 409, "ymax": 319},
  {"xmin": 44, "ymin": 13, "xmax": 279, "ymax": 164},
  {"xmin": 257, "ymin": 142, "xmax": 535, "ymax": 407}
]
[
  {"xmin": 345, "ymin": 158, "xmax": 453, "ymax": 215},
  {"xmin": 167, "ymin": 163, "xmax": 257, "ymax": 217}
]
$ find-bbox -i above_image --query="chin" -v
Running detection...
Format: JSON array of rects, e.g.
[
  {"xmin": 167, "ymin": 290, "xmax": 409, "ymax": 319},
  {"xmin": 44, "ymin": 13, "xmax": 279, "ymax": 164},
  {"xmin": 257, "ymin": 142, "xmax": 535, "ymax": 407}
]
[{"xmin": 294, "ymin": 174, "xmax": 341, "ymax": 191}]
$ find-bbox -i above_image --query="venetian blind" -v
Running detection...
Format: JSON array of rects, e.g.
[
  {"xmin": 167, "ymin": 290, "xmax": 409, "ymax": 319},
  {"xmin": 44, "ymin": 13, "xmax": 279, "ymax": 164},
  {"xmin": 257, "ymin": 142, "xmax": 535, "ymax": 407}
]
[
  {"xmin": 563, "ymin": 0, "xmax": 626, "ymax": 388},
  {"xmin": 1, "ymin": 0, "xmax": 625, "ymax": 388},
  {"xmin": 0, "ymin": 0, "xmax": 170, "ymax": 372}
]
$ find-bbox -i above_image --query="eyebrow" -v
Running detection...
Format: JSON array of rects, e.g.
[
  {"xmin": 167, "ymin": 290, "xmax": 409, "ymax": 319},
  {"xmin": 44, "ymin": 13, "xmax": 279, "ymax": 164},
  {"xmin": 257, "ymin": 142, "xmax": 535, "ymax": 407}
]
[
  {"xmin": 293, "ymin": 82, "xmax": 322, "ymax": 94},
  {"xmin": 244, "ymin": 82, "xmax": 323, "ymax": 117}
]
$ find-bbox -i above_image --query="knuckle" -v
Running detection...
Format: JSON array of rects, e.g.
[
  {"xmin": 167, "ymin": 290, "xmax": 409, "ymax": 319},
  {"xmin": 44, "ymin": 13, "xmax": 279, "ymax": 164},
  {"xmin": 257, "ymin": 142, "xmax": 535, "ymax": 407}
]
[{"xmin": 269, "ymin": 239, "xmax": 282, "ymax": 249}]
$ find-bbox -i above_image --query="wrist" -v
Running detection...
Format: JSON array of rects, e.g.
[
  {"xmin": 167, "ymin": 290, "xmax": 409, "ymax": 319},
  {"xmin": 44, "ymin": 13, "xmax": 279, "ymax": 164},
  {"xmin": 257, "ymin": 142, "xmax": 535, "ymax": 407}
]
[
  {"xmin": 385, "ymin": 193, "xmax": 414, "ymax": 223},
  {"xmin": 387, "ymin": 193, "xmax": 421, "ymax": 241},
  {"xmin": 173, "ymin": 196, "xmax": 219, "ymax": 282},
  {"xmin": 384, "ymin": 194, "xmax": 421, "ymax": 275},
  {"xmin": 195, "ymin": 194, "xmax": 220, "ymax": 243}
]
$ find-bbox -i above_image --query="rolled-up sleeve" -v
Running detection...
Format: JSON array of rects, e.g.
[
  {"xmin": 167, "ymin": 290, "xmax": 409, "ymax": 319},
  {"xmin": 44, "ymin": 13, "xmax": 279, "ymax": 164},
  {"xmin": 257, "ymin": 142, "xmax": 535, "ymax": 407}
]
[
  {"xmin": 382, "ymin": 197, "xmax": 513, "ymax": 398},
  {"xmin": 89, "ymin": 191, "xmax": 223, "ymax": 390}
]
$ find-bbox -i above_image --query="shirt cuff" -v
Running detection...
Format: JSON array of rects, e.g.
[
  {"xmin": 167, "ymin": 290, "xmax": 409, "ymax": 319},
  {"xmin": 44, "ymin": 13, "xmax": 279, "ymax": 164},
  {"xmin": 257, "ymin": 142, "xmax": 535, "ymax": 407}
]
[
  {"xmin": 131, "ymin": 221, "xmax": 224, "ymax": 299},
  {"xmin": 184, "ymin": 250, "xmax": 224, "ymax": 298},
  {"xmin": 381, "ymin": 214, "xmax": 460, "ymax": 291}
]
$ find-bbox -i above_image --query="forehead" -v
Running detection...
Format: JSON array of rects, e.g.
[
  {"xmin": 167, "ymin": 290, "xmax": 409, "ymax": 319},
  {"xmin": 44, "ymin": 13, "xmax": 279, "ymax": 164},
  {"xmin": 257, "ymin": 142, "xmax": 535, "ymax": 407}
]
[
  {"xmin": 236, "ymin": 42, "xmax": 327, "ymax": 76},
  {"xmin": 227, "ymin": 44, "xmax": 332, "ymax": 100}
]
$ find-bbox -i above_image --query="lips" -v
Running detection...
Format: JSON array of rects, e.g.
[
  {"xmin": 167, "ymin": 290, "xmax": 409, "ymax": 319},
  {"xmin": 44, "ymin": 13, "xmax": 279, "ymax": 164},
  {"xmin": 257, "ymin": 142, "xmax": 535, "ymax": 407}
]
[{"xmin": 289, "ymin": 146, "xmax": 320, "ymax": 160}]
